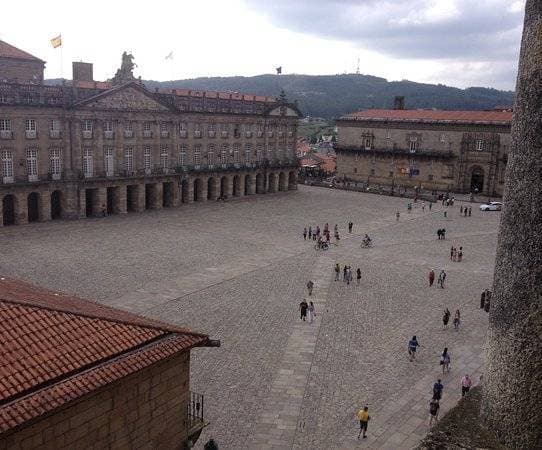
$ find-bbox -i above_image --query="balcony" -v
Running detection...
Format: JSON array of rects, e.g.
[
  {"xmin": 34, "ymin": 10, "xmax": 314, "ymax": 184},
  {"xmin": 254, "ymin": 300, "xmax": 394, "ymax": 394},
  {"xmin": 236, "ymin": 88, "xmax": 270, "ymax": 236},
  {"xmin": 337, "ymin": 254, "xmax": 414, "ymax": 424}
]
[
  {"xmin": 257, "ymin": 131, "xmax": 263, "ymax": 138},
  {"xmin": 179, "ymin": 130, "xmax": 188, "ymax": 138},
  {"xmin": 104, "ymin": 131, "xmax": 115, "ymax": 139},
  {"xmin": 82, "ymin": 130, "xmax": 93, "ymax": 139},
  {"xmin": 221, "ymin": 131, "xmax": 228, "ymax": 138},
  {"xmin": 245, "ymin": 131, "xmax": 253, "ymax": 138},
  {"xmin": 0, "ymin": 130, "xmax": 13, "ymax": 140},
  {"xmin": 334, "ymin": 145, "xmax": 454, "ymax": 160},
  {"xmin": 124, "ymin": 130, "xmax": 134, "ymax": 138},
  {"xmin": 28, "ymin": 174, "xmax": 38, "ymax": 182},
  {"xmin": 49, "ymin": 129, "xmax": 61, "ymax": 139},
  {"xmin": 278, "ymin": 131, "xmax": 284, "ymax": 138},
  {"xmin": 186, "ymin": 391, "xmax": 207, "ymax": 445},
  {"xmin": 26, "ymin": 130, "xmax": 37, "ymax": 139},
  {"xmin": 208, "ymin": 131, "xmax": 216, "ymax": 138},
  {"xmin": 193, "ymin": 130, "xmax": 202, "ymax": 138},
  {"xmin": 2, "ymin": 176, "xmax": 14, "ymax": 184},
  {"xmin": 51, "ymin": 172, "xmax": 61, "ymax": 180},
  {"xmin": 267, "ymin": 131, "xmax": 274, "ymax": 138},
  {"xmin": 160, "ymin": 130, "xmax": 170, "ymax": 138},
  {"xmin": 143, "ymin": 130, "xmax": 153, "ymax": 138}
]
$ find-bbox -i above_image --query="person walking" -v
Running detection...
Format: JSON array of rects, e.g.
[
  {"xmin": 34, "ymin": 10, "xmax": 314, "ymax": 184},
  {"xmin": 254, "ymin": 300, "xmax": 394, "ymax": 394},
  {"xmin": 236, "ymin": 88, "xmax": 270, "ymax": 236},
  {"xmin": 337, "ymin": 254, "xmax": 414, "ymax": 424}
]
[
  {"xmin": 308, "ymin": 301, "xmax": 316, "ymax": 324},
  {"xmin": 307, "ymin": 280, "xmax": 314, "ymax": 296},
  {"xmin": 429, "ymin": 202, "xmax": 432, "ymax": 211},
  {"xmin": 460, "ymin": 205, "xmax": 463, "ymax": 215},
  {"xmin": 468, "ymin": 206, "xmax": 472, "ymax": 216},
  {"xmin": 450, "ymin": 246, "xmax": 454, "ymax": 261},
  {"xmin": 433, "ymin": 379, "xmax": 444, "ymax": 401},
  {"xmin": 334, "ymin": 263, "xmax": 340, "ymax": 281},
  {"xmin": 458, "ymin": 246, "xmax": 463, "ymax": 262},
  {"xmin": 348, "ymin": 221, "xmax": 353, "ymax": 233},
  {"xmin": 343, "ymin": 265, "xmax": 348, "ymax": 282},
  {"xmin": 461, "ymin": 374, "xmax": 472, "ymax": 396},
  {"xmin": 453, "ymin": 309, "xmax": 461, "ymax": 331},
  {"xmin": 429, "ymin": 269, "xmax": 435, "ymax": 287},
  {"xmin": 429, "ymin": 398, "xmax": 440, "ymax": 426},
  {"xmin": 422, "ymin": 201, "xmax": 425, "ymax": 212},
  {"xmin": 480, "ymin": 290, "xmax": 486, "ymax": 309},
  {"xmin": 437, "ymin": 229, "xmax": 442, "ymax": 240},
  {"xmin": 357, "ymin": 406, "xmax": 370, "ymax": 439},
  {"xmin": 438, "ymin": 270, "xmax": 447, "ymax": 288},
  {"xmin": 442, "ymin": 229, "xmax": 446, "ymax": 239},
  {"xmin": 303, "ymin": 227, "xmax": 307, "ymax": 240},
  {"xmin": 440, "ymin": 348, "xmax": 451, "ymax": 373},
  {"xmin": 408, "ymin": 336, "xmax": 420, "ymax": 361},
  {"xmin": 442, "ymin": 308, "xmax": 450, "ymax": 328},
  {"xmin": 396, "ymin": 211, "xmax": 400, "ymax": 221},
  {"xmin": 346, "ymin": 266, "xmax": 352, "ymax": 285},
  {"xmin": 356, "ymin": 268, "xmax": 362, "ymax": 285},
  {"xmin": 299, "ymin": 299, "xmax": 308, "ymax": 321},
  {"xmin": 308, "ymin": 226, "xmax": 312, "ymax": 240}
]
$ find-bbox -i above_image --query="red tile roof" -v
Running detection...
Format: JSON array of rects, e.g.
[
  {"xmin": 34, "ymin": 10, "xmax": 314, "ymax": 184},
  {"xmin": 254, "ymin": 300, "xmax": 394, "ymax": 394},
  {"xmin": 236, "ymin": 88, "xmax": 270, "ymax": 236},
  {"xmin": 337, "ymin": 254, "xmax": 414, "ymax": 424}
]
[
  {"xmin": 0, "ymin": 277, "xmax": 209, "ymax": 434},
  {"xmin": 0, "ymin": 40, "xmax": 44, "ymax": 63},
  {"xmin": 341, "ymin": 109, "xmax": 513, "ymax": 125}
]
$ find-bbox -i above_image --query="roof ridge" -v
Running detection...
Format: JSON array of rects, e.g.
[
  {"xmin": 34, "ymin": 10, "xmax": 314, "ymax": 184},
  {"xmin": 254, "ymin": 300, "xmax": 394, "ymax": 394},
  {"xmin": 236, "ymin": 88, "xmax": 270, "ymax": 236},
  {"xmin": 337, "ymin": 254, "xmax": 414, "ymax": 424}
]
[{"xmin": 0, "ymin": 40, "xmax": 44, "ymax": 63}]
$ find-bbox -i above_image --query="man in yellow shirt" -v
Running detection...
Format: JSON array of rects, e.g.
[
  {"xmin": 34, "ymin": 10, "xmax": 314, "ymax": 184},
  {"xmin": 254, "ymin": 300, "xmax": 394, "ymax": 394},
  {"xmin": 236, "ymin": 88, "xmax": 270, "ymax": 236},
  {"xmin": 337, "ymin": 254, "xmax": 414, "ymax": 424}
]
[{"xmin": 357, "ymin": 406, "xmax": 370, "ymax": 439}]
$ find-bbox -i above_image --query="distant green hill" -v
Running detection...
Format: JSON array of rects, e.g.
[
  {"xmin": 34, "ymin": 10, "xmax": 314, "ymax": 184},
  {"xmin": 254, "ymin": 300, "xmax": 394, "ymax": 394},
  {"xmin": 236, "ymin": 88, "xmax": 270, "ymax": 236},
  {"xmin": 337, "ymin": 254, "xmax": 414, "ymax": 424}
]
[{"xmin": 47, "ymin": 74, "xmax": 514, "ymax": 119}]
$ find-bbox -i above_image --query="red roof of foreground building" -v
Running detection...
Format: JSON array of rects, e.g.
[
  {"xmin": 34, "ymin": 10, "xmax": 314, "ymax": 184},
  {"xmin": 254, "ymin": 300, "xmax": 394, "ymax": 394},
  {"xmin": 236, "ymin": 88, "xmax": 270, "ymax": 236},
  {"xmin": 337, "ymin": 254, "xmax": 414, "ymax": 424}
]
[
  {"xmin": 0, "ymin": 40, "xmax": 44, "ymax": 63},
  {"xmin": 0, "ymin": 277, "xmax": 210, "ymax": 434},
  {"xmin": 341, "ymin": 109, "xmax": 513, "ymax": 125}
]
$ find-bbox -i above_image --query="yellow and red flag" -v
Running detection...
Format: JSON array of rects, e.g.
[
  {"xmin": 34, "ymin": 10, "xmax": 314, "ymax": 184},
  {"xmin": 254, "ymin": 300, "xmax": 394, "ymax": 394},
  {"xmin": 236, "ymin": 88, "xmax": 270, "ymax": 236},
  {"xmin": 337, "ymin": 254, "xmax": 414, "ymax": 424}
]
[{"xmin": 50, "ymin": 35, "xmax": 62, "ymax": 49}]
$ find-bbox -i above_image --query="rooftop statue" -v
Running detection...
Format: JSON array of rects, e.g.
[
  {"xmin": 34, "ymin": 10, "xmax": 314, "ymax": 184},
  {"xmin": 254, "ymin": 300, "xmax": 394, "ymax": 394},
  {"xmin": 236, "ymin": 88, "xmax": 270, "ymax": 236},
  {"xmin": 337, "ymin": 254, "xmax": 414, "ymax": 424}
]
[{"xmin": 110, "ymin": 51, "xmax": 137, "ymax": 85}]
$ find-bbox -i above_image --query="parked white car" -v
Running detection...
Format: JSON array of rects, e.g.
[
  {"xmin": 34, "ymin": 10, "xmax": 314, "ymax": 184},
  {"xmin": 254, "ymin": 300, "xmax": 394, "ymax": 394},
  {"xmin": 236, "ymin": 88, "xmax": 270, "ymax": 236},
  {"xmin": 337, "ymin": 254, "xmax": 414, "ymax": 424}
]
[{"xmin": 479, "ymin": 201, "xmax": 503, "ymax": 211}]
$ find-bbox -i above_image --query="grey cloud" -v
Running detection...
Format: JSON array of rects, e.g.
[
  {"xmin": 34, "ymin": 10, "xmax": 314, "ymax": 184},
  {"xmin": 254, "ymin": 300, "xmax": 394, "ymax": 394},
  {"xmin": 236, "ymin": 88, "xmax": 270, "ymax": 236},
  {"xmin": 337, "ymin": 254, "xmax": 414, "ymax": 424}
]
[{"xmin": 245, "ymin": 0, "xmax": 524, "ymax": 61}]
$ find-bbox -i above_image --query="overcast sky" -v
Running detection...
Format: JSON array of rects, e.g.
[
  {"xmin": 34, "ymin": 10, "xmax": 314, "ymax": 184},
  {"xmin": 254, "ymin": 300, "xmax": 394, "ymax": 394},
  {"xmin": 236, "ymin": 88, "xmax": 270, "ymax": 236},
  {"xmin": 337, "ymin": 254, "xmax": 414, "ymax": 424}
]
[{"xmin": 0, "ymin": 0, "xmax": 524, "ymax": 90}]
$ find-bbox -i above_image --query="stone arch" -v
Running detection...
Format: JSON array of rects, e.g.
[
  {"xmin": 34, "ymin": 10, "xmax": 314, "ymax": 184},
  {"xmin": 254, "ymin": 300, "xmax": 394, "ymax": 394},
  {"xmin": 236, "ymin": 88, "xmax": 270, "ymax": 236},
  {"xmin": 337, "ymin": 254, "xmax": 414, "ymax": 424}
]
[
  {"xmin": 27, "ymin": 192, "xmax": 40, "ymax": 223},
  {"xmin": 470, "ymin": 166, "xmax": 485, "ymax": 193},
  {"xmin": 2, "ymin": 194, "xmax": 16, "ymax": 226},
  {"xmin": 51, "ymin": 190, "xmax": 62, "ymax": 220},
  {"xmin": 244, "ymin": 174, "xmax": 252, "ymax": 195},
  {"xmin": 220, "ymin": 176, "xmax": 230, "ymax": 198},
  {"xmin": 256, "ymin": 173, "xmax": 265, "ymax": 194},
  {"xmin": 232, "ymin": 175, "xmax": 241, "ymax": 197},
  {"xmin": 268, "ymin": 172, "xmax": 277, "ymax": 193},
  {"xmin": 207, "ymin": 177, "xmax": 218, "ymax": 200},
  {"xmin": 288, "ymin": 171, "xmax": 297, "ymax": 190},
  {"xmin": 193, "ymin": 178, "xmax": 203, "ymax": 202},
  {"xmin": 278, "ymin": 171, "xmax": 287, "ymax": 191}
]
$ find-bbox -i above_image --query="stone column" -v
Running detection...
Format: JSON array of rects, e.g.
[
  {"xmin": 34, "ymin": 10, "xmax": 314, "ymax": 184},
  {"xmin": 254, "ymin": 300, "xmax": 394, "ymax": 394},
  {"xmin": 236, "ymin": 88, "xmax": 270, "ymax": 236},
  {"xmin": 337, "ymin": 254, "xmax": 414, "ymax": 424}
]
[
  {"xmin": 246, "ymin": 174, "xmax": 255, "ymax": 195},
  {"xmin": 184, "ymin": 179, "xmax": 194, "ymax": 203},
  {"xmin": 200, "ymin": 178, "xmax": 208, "ymax": 202},
  {"xmin": 39, "ymin": 190, "xmax": 51, "ymax": 222},
  {"xmin": 268, "ymin": 173, "xmax": 279, "ymax": 193},
  {"xmin": 482, "ymin": 2, "xmax": 542, "ymax": 448},
  {"xmin": 16, "ymin": 192, "xmax": 28, "ymax": 225},
  {"xmin": 153, "ymin": 183, "xmax": 163, "ymax": 209},
  {"xmin": 135, "ymin": 184, "xmax": 145, "ymax": 212},
  {"xmin": 79, "ymin": 189, "xmax": 87, "ymax": 218},
  {"xmin": 171, "ymin": 180, "xmax": 180, "ymax": 207},
  {"xmin": 62, "ymin": 185, "xmax": 79, "ymax": 220},
  {"xmin": 235, "ymin": 175, "xmax": 244, "ymax": 197},
  {"xmin": 114, "ymin": 185, "xmax": 127, "ymax": 214},
  {"xmin": 224, "ymin": 176, "xmax": 233, "ymax": 198},
  {"xmin": 288, "ymin": 171, "xmax": 298, "ymax": 190}
]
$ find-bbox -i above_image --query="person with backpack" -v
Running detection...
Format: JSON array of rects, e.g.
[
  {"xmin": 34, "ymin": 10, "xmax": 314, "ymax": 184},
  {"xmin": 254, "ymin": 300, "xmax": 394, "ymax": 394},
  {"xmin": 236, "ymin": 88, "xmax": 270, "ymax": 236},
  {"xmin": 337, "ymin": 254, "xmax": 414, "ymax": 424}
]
[
  {"xmin": 408, "ymin": 336, "xmax": 421, "ymax": 361},
  {"xmin": 334, "ymin": 263, "xmax": 340, "ymax": 281},
  {"xmin": 429, "ymin": 269, "xmax": 435, "ymax": 287},
  {"xmin": 356, "ymin": 268, "xmax": 362, "ymax": 285},
  {"xmin": 440, "ymin": 348, "xmax": 451, "ymax": 373},
  {"xmin": 442, "ymin": 308, "xmax": 451, "ymax": 328},
  {"xmin": 433, "ymin": 379, "xmax": 444, "ymax": 400},
  {"xmin": 299, "ymin": 299, "xmax": 308, "ymax": 321},
  {"xmin": 429, "ymin": 398, "xmax": 440, "ymax": 426},
  {"xmin": 453, "ymin": 310, "xmax": 461, "ymax": 331},
  {"xmin": 438, "ymin": 270, "xmax": 447, "ymax": 288},
  {"xmin": 356, "ymin": 406, "xmax": 370, "ymax": 439}
]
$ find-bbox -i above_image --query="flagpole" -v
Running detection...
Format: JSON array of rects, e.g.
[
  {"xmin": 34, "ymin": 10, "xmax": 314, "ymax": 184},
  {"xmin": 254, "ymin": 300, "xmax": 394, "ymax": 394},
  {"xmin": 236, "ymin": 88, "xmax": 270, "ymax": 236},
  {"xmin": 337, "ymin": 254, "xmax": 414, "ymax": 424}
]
[{"xmin": 60, "ymin": 37, "xmax": 64, "ymax": 82}]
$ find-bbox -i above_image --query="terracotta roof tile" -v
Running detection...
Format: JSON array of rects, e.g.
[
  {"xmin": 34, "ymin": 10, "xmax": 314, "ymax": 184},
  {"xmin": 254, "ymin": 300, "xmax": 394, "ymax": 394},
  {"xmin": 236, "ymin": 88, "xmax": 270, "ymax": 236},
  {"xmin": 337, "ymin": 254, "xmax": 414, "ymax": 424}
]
[
  {"xmin": 0, "ymin": 277, "xmax": 209, "ymax": 434},
  {"xmin": 0, "ymin": 40, "xmax": 44, "ymax": 63},
  {"xmin": 342, "ymin": 109, "xmax": 512, "ymax": 125}
]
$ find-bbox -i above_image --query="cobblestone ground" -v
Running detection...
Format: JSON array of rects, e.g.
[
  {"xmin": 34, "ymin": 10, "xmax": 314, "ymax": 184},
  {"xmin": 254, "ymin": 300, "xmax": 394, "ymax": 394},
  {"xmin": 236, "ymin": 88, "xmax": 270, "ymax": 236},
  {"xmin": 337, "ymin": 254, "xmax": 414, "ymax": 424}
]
[{"xmin": 0, "ymin": 186, "xmax": 500, "ymax": 449}]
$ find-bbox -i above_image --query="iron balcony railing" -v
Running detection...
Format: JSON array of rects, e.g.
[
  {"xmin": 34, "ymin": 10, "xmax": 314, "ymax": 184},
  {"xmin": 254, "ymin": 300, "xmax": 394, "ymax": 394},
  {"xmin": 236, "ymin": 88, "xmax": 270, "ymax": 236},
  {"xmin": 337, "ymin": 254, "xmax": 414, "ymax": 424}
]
[{"xmin": 335, "ymin": 145, "xmax": 454, "ymax": 159}]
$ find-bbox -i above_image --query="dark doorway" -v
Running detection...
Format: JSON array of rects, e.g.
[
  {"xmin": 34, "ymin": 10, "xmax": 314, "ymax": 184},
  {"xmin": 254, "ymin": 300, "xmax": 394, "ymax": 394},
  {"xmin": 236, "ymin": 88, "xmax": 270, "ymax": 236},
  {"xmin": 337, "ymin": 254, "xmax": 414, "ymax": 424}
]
[
  {"xmin": 127, "ymin": 185, "xmax": 138, "ymax": 212},
  {"xmin": 145, "ymin": 184, "xmax": 153, "ymax": 209},
  {"xmin": 471, "ymin": 168, "xmax": 484, "ymax": 193},
  {"xmin": 181, "ymin": 180, "xmax": 189, "ymax": 203},
  {"xmin": 106, "ymin": 187, "xmax": 115, "ymax": 215},
  {"xmin": 244, "ymin": 175, "xmax": 250, "ymax": 195},
  {"xmin": 220, "ymin": 177, "xmax": 228, "ymax": 198},
  {"xmin": 256, "ymin": 173, "xmax": 264, "ymax": 194},
  {"xmin": 85, "ymin": 189, "xmax": 94, "ymax": 217},
  {"xmin": 288, "ymin": 171, "xmax": 296, "ymax": 189},
  {"xmin": 51, "ymin": 190, "xmax": 62, "ymax": 220},
  {"xmin": 27, "ymin": 192, "xmax": 40, "ymax": 223},
  {"xmin": 2, "ymin": 195, "xmax": 15, "ymax": 226},
  {"xmin": 207, "ymin": 177, "xmax": 216, "ymax": 200},
  {"xmin": 163, "ymin": 182, "xmax": 174, "ymax": 207},
  {"xmin": 232, "ymin": 176, "xmax": 240, "ymax": 197},
  {"xmin": 194, "ymin": 179, "xmax": 202, "ymax": 201}
]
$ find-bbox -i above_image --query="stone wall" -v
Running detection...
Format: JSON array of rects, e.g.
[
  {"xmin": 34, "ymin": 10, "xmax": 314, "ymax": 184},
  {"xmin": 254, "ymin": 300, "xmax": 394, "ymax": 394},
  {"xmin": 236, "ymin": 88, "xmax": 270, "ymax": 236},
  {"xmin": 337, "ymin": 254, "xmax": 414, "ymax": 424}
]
[
  {"xmin": 0, "ymin": 352, "xmax": 192, "ymax": 449},
  {"xmin": 481, "ymin": 1, "xmax": 542, "ymax": 448},
  {"xmin": 0, "ymin": 59, "xmax": 44, "ymax": 84}
]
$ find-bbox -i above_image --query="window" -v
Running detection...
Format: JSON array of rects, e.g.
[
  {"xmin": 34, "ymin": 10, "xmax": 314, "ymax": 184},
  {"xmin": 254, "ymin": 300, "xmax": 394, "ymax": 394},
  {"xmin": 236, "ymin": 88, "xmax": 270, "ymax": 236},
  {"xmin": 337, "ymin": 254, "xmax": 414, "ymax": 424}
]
[
  {"xmin": 207, "ymin": 144, "xmax": 215, "ymax": 166},
  {"xmin": 125, "ymin": 122, "xmax": 132, "ymax": 131},
  {"xmin": 179, "ymin": 122, "xmax": 188, "ymax": 138},
  {"xmin": 104, "ymin": 147, "xmax": 114, "ymax": 176},
  {"xmin": 50, "ymin": 149, "xmax": 62, "ymax": 177},
  {"xmin": 144, "ymin": 122, "xmax": 152, "ymax": 131},
  {"xmin": 0, "ymin": 119, "xmax": 11, "ymax": 131},
  {"xmin": 245, "ymin": 144, "xmax": 251, "ymax": 163},
  {"xmin": 363, "ymin": 137, "xmax": 372, "ymax": 150},
  {"xmin": 124, "ymin": 147, "xmax": 134, "ymax": 173},
  {"xmin": 194, "ymin": 123, "xmax": 202, "ymax": 138},
  {"xmin": 2, "ymin": 150, "xmax": 14, "ymax": 180},
  {"xmin": 50, "ymin": 119, "xmax": 60, "ymax": 131},
  {"xmin": 82, "ymin": 148, "xmax": 93, "ymax": 177},
  {"xmin": 440, "ymin": 134, "xmax": 446, "ymax": 143},
  {"xmin": 256, "ymin": 144, "xmax": 263, "ymax": 162},
  {"xmin": 104, "ymin": 121, "xmax": 113, "ymax": 132},
  {"xmin": 476, "ymin": 139, "xmax": 484, "ymax": 151},
  {"xmin": 194, "ymin": 145, "xmax": 201, "ymax": 166},
  {"xmin": 144, "ymin": 146, "xmax": 152, "ymax": 172},
  {"xmin": 221, "ymin": 123, "xmax": 229, "ymax": 138},
  {"xmin": 221, "ymin": 145, "xmax": 228, "ymax": 165},
  {"xmin": 428, "ymin": 174, "xmax": 434, "ymax": 181},
  {"xmin": 233, "ymin": 125, "xmax": 241, "ymax": 139},
  {"xmin": 370, "ymin": 168, "xmax": 375, "ymax": 175},
  {"xmin": 354, "ymin": 168, "xmax": 358, "ymax": 174},
  {"xmin": 409, "ymin": 138, "xmax": 418, "ymax": 152},
  {"xmin": 26, "ymin": 149, "xmax": 38, "ymax": 181},
  {"xmin": 83, "ymin": 120, "xmax": 93, "ymax": 132},
  {"xmin": 160, "ymin": 122, "xmax": 167, "ymax": 132},
  {"xmin": 389, "ymin": 171, "xmax": 394, "ymax": 177},
  {"xmin": 208, "ymin": 123, "xmax": 216, "ymax": 138},
  {"xmin": 179, "ymin": 145, "xmax": 187, "ymax": 166},
  {"xmin": 160, "ymin": 146, "xmax": 168, "ymax": 170},
  {"xmin": 25, "ymin": 119, "xmax": 36, "ymax": 131}
]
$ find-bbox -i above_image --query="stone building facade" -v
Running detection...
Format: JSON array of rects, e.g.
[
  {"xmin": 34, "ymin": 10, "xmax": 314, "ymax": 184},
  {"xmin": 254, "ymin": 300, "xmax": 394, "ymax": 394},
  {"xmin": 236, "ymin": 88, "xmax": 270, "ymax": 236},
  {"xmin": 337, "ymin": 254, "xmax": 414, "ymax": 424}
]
[
  {"xmin": 335, "ymin": 108, "xmax": 512, "ymax": 196},
  {"xmin": 0, "ymin": 41, "xmax": 301, "ymax": 226},
  {"xmin": 0, "ymin": 277, "xmax": 215, "ymax": 449}
]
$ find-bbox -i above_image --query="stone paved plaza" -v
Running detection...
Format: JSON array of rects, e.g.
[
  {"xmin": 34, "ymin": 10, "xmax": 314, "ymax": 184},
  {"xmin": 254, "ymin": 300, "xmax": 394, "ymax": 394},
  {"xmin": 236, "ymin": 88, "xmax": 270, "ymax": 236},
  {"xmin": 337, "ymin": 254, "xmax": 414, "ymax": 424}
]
[{"xmin": 0, "ymin": 186, "xmax": 500, "ymax": 449}]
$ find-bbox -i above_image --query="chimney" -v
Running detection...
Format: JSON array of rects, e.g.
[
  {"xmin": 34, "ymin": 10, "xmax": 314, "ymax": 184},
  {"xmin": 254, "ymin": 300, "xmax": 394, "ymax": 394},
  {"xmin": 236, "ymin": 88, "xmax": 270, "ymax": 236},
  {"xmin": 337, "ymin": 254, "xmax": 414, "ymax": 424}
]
[
  {"xmin": 394, "ymin": 96, "xmax": 405, "ymax": 110},
  {"xmin": 72, "ymin": 62, "xmax": 93, "ymax": 82}
]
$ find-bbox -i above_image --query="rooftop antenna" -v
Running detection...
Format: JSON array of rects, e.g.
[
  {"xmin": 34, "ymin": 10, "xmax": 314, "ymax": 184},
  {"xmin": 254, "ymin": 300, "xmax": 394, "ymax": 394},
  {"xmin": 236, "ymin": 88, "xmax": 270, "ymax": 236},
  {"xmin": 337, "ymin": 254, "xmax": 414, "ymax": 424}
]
[{"xmin": 356, "ymin": 57, "xmax": 360, "ymax": 75}]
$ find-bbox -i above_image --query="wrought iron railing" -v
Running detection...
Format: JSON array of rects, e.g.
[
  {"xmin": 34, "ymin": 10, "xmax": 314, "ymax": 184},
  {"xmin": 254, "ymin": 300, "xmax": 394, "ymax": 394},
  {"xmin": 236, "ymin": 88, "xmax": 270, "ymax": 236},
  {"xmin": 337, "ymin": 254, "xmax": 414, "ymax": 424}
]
[{"xmin": 187, "ymin": 391, "xmax": 205, "ymax": 431}]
